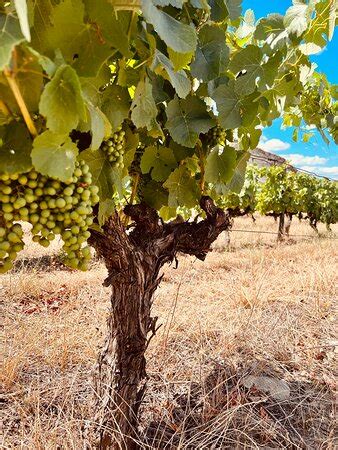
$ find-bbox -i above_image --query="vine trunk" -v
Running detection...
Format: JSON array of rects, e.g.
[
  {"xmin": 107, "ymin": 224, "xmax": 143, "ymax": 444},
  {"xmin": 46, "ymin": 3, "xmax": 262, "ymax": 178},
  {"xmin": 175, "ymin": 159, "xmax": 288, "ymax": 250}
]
[{"xmin": 89, "ymin": 197, "xmax": 232, "ymax": 449}]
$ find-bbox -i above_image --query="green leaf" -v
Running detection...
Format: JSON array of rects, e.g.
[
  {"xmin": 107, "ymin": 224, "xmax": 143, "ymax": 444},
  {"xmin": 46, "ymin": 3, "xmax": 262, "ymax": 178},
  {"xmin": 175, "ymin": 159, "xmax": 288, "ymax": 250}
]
[
  {"xmin": 0, "ymin": 122, "xmax": 32, "ymax": 174},
  {"xmin": 140, "ymin": 145, "xmax": 177, "ymax": 181},
  {"xmin": 31, "ymin": 131, "xmax": 79, "ymax": 181},
  {"xmin": 191, "ymin": 25, "xmax": 229, "ymax": 82},
  {"xmin": 163, "ymin": 165, "xmax": 199, "ymax": 208},
  {"xmin": 131, "ymin": 77, "xmax": 158, "ymax": 130},
  {"xmin": 81, "ymin": 148, "xmax": 122, "ymax": 200},
  {"xmin": 0, "ymin": 13, "xmax": 24, "ymax": 70},
  {"xmin": 87, "ymin": 103, "xmax": 111, "ymax": 150},
  {"xmin": 167, "ymin": 48, "xmax": 193, "ymax": 71},
  {"xmin": 152, "ymin": 50, "xmax": 191, "ymax": 98},
  {"xmin": 83, "ymin": 1, "xmax": 132, "ymax": 57},
  {"xmin": 166, "ymin": 96, "xmax": 215, "ymax": 148},
  {"xmin": 254, "ymin": 13, "xmax": 286, "ymax": 40},
  {"xmin": 141, "ymin": 180, "xmax": 168, "ymax": 209},
  {"xmin": 39, "ymin": 64, "xmax": 86, "ymax": 134},
  {"xmin": 284, "ymin": 3, "xmax": 309, "ymax": 38},
  {"xmin": 101, "ymin": 85, "xmax": 131, "ymax": 132},
  {"xmin": 122, "ymin": 128, "xmax": 139, "ymax": 174},
  {"xmin": 14, "ymin": 0, "xmax": 31, "ymax": 41},
  {"xmin": 229, "ymin": 45, "xmax": 263, "ymax": 95},
  {"xmin": 141, "ymin": 0, "xmax": 197, "ymax": 53},
  {"xmin": 98, "ymin": 199, "xmax": 116, "ymax": 226},
  {"xmin": 213, "ymin": 81, "xmax": 242, "ymax": 129},
  {"xmin": 209, "ymin": 0, "xmax": 242, "ymax": 22},
  {"xmin": 224, "ymin": 150, "xmax": 250, "ymax": 193},
  {"xmin": 32, "ymin": 0, "xmax": 117, "ymax": 76},
  {"xmin": 205, "ymin": 145, "xmax": 237, "ymax": 185}
]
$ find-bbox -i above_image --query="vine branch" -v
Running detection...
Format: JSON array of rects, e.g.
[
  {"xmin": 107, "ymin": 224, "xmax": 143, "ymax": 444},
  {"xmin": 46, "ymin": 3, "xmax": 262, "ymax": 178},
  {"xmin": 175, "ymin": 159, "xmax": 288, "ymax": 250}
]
[{"xmin": 4, "ymin": 66, "xmax": 38, "ymax": 138}]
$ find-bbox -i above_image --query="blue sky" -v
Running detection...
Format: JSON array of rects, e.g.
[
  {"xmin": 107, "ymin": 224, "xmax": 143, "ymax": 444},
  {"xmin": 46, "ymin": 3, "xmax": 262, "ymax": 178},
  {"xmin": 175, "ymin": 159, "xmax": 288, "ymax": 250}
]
[{"xmin": 243, "ymin": 0, "xmax": 338, "ymax": 179}]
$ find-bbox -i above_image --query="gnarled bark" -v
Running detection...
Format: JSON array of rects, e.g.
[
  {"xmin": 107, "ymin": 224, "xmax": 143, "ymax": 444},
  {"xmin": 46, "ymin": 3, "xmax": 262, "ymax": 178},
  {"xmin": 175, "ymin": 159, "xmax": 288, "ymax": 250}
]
[{"xmin": 89, "ymin": 197, "xmax": 232, "ymax": 449}]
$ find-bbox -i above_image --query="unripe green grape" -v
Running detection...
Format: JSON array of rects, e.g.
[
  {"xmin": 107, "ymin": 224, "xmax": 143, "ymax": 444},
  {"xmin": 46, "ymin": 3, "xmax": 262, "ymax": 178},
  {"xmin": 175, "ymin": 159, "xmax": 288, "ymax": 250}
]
[
  {"xmin": 47, "ymin": 233, "xmax": 55, "ymax": 241},
  {"xmin": 13, "ymin": 197, "xmax": 26, "ymax": 209},
  {"xmin": 39, "ymin": 238, "xmax": 50, "ymax": 248},
  {"xmin": 2, "ymin": 203, "xmax": 13, "ymax": 213},
  {"xmin": 19, "ymin": 207, "xmax": 29, "ymax": 218},
  {"xmin": 32, "ymin": 235, "xmax": 40, "ymax": 243},
  {"xmin": 46, "ymin": 220, "xmax": 56, "ymax": 229},
  {"xmin": 41, "ymin": 209, "xmax": 50, "ymax": 218},
  {"xmin": 18, "ymin": 175, "xmax": 28, "ymax": 185},
  {"xmin": 12, "ymin": 224, "xmax": 23, "ymax": 236},
  {"xmin": 9, "ymin": 251, "xmax": 17, "ymax": 260},
  {"xmin": 2, "ymin": 185, "xmax": 12, "ymax": 195},
  {"xmin": 71, "ymin": 225, "xmax": 80, "ymax": 235},
  {"xmin": 0, "ymin": 241, "xmax": 10, "ymax": 251},
  {"xmin": 56, "ymin": 198, "xmax": 66, "ymax": 208},
  {"xmin": 0, "ymin": 249, "xmax": 7, "ymax": 258},
  {"xmin": 27, "ymin": 180, "xmax": 38, "ymax": 188},
  {"xmin": 0, "ymin": 227, "xmax": 6, "ymax": 238},
  {"xmin": 3, "ymin": 213, "xmax": 13, "ymax": 222},
  {"xmin": 41, "ymin": 228, "xmax": 49, "ymax": 238},
  {"xmin": 8, "ymin": 232, "xmax": 20, "ymax": 243}
]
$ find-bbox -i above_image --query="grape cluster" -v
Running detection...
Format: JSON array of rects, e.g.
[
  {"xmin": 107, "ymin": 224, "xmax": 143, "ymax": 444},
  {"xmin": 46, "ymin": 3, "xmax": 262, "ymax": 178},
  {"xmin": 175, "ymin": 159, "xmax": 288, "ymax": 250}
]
[
  {"xmin": 0, "ymin": 223, "xmax": 24, "ymax": 274},
  {"xmin": 0, "ymin": 160, "xmax": 99, "ymax": 273},
  {"xmin": 101, "ymin": 128, "xmax": 126, "ymax": 168},
  {"xmin": 205, "ymin": 126, "xmax": 227, "ymax": 148}
]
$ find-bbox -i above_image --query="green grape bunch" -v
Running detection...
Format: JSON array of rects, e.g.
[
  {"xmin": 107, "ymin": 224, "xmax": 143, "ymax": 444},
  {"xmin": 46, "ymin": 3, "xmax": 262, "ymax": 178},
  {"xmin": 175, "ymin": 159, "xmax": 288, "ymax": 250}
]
[
  {"xmin": 101, "ymin": 128, "xmax": 126, "ymax": 168},
  {"xmin": 0, "ymin": 223, "xmax": 24, "ymax": 274},
  {"xmin": 202, "ymin": 126, "xmax": 228, "ymax": 150},
  {"xmin": 0, "ymin": 160, "xmax": 99, "ymax": 273}
]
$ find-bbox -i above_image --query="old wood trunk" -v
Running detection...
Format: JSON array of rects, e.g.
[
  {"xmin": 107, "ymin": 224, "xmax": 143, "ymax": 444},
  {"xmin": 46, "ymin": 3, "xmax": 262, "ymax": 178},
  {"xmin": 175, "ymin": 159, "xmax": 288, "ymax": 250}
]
[{"xmin": 89, "ymin": 197, "xmax": 232, "ymax": 449}]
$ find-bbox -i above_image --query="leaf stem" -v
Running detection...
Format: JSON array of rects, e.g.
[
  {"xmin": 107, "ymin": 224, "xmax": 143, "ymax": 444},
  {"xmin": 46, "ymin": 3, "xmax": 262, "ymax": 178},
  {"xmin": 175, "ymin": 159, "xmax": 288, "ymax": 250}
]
[{"xmin": 4, "ymin": 67, "xmax": 38, "ymax": 138}]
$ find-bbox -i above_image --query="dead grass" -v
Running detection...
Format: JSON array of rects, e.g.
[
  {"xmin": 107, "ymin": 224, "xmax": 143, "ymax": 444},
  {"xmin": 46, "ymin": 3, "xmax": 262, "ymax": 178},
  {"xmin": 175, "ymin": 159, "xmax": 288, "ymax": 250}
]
[{"xmin": 1, "ymin": 216, "xmax": 337, "ymax": 449}]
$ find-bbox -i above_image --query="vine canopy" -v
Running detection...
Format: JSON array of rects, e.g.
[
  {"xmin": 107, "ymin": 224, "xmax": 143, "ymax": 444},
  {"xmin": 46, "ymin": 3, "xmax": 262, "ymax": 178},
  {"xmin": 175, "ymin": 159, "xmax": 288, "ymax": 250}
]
[{"xmin": 0, "ymin": 0, "xmax": 337, "ymax": 220}]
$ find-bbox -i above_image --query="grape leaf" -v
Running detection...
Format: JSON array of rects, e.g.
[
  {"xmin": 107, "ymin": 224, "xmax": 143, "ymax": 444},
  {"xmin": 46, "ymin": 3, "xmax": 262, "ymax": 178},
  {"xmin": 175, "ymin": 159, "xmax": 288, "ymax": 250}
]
[
  {"xmin": 140, "ymin": 145, "xmax": 177, "ymax": 181},
  {"xmin": 141, "ymin": 0, "xmax": 197, "ymax": 53},
  {"xmin": 101, "ymin": 85, "xmax": 131, "ymax": 132},
  {"xmin": 191, "ymin": 25, "xmax": 229, "ymax": 82},
  {"xmin": 87, "ymin": 103, "xmax": 111, "ymax": 150},
  {"xmin": 0, "ymin": 122, "xmax": 32, "ymax": 174},
  {"xmin": 166, "ymin": 96, "xmax": 215, "ymax": 148},
  {"xmin": 0, "ymin": 13, "xmax": 24, "ymax": 70},
  {"xmin": 229, "ymin": 45, "xmax": 263, "ymax": 95},
  {"xmin": 209, "ymin": 0, "xmax": 242, "ymax": 22},
  {"xmin": 39, "ymin": 64, "xmax": 86, "ymax": 134},
  {"xmin": 141, "ymin": 180, "xmax": 168, "ymax": 209},
  {"xmin": 223, "ymin": 150, "xmax": 250, "ymax": 193},
  {"xmin": 163, "ymin": 165, "xmax": 199, "ymax": 208},
  {"xmin": 14, "ymin": 0, "xmax": 31, "ymax": 41},
  {"xmin": 32, "ymin": 0, "xmax": 117, "ymax": 76},
  {"xmin": 205, "ymin": 145, "xmax": 237, "ymax": 185},
  {"xmin": 213, "ymin": 82, "xmax": 242, "ymax": 129},
  {"xmin": 31, "ymin": 131, "xmax": 79, "ymax": 181},
  {"xmin": 152, "ymin": 50, "xmax": 191, "ymax": 99},
  {"xmin": 284, "ymin": 3, "xmax": 309, "ymax": 38},
  {"xmin": 167, "ymin": 48, "xmax": 193, "ymax": 71},
  {"xmin": 81, "ymin": 148, "xmax": 122, "ymax": 199},
  {"xmin": 131, "ymin": 77, "xmax": 158, "ymax": 130}
]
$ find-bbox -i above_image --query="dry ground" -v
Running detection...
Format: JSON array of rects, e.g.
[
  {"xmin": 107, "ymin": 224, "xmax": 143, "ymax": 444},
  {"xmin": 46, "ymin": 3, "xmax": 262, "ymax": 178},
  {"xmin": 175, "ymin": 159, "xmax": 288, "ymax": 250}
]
[{"xmin": 1, "ymin": 216, "xmax": 337, "ymax": 449}]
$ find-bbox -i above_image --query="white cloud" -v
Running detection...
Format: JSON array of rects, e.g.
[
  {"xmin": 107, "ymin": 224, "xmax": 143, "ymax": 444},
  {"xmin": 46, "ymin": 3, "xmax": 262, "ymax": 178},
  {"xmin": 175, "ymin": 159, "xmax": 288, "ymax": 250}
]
[
  {"xmin": 299, "ymin": 165, "xmax": 338, "ymax": 179},
  {"xmin": 259, "ymin": 138, "xmax": 290, "ymax": 152},
  {"xmin": 280, "ymin": 153, "xmax": 328, "ymax": 166}
]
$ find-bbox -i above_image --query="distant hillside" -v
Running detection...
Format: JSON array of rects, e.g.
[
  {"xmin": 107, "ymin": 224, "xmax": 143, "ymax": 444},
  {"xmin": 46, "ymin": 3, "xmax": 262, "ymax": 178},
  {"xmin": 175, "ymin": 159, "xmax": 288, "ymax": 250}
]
[{"xmin": 249, "ymin": 148, "xmax": 292, "ymax": 168}]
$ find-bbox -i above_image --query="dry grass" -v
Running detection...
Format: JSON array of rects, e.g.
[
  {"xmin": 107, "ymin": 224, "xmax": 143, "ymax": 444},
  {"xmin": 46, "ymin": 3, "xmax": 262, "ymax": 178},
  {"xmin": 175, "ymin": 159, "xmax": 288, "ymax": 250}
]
[{"xmin": 1, "ymin": 216, "xmax": 337, "ymax": 449}]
